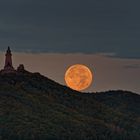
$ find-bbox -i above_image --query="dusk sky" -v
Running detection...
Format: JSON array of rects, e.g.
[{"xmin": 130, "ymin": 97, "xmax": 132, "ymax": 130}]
[{"xmin": 0, "ymin": 0, "xmax": 140, "ymax": 93}]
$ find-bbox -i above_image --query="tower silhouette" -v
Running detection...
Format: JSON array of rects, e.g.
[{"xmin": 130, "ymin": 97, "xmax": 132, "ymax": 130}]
[
  {"xmin": 4, "ymin": 46, "xmax": 14, "ymax": 70},
  {"xmin": 0, "ymin": 47, "xmax": 25, "ymax": 74}
]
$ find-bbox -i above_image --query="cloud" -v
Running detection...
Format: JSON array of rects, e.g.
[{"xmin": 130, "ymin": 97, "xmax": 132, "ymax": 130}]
[
  {"xmin": 0, "ymin": 0, "xmax": 139, "ymax": 59},
  {"xmin": 124, "ymin": 64, "xmax": 140, "ymax": 69}
]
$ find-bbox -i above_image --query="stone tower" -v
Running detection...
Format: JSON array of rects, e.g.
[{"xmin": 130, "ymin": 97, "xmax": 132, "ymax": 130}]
[
  {"xmin": 4, "ymin": 46, "xmax": 14, "ymax": 71},
  {"xmin": 0, "ymin": 47, "xmax": 25, "ymax": 74}
]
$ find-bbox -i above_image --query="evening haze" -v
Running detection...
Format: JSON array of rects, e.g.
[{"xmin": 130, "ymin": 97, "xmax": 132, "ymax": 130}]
[
  {"xmin": 0, "ymin": 0, "xmax": 139, "ymax": 93},
  {"xmin": 0, "ymin": 52, "xmax": 139, "ymax": 93}
]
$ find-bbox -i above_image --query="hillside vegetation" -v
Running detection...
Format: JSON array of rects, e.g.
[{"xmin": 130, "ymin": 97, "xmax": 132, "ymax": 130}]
[{"xmin": 0, "ymin": 72, "xmax": 139, "ymax": 140}]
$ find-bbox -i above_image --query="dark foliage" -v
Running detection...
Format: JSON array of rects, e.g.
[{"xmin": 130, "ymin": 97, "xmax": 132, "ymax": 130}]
[{"xmin": 0, "ymin": 72, "xmax": 139, "ymax": 140}]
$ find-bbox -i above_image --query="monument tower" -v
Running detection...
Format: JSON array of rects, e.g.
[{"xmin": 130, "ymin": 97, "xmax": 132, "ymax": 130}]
[
  {"xmin": 4, "ymin": 46, "xmax": 14, "ymax": 70},
  {"xmin": 0, "ymin": 46, "xmax": 25, "ymax": 74},
  {"xmin": 0, "ymin": 46, "xmax": 17, "ymax": 74}
]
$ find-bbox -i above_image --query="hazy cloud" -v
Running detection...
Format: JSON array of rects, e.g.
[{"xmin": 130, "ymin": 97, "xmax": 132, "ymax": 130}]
[
  {"xmin": 0, "ymin": 0, "xmax": 139, "ymax": 58},
  {"xmin": 124, "ymin": 64, "xmax": 140, "ymax": 69}
]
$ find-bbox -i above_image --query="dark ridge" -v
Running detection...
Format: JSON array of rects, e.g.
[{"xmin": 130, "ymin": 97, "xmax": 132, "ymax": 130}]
[{"xmin": 0, "ymin": 71, "xmax": 139, "ymax": 140}]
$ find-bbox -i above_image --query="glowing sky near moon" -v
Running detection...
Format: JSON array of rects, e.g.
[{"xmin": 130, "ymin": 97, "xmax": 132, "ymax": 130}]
[{"xmin": 0, "ymin": 52, "xmax": 139, "ymax": 93}]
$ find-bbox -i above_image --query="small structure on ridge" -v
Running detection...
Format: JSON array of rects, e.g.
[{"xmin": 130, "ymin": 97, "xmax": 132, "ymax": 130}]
[{"xmin": 0, "ymin": 47, "xmax": 25, "ymax": 74}]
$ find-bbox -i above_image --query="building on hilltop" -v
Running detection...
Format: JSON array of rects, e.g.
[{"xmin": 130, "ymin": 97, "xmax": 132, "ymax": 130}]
[
  {"xmin": 17, "ymin": 64, "xmax": 25, "ymax": 72},
  {"xmin": 0, "ymin": 47, "xmax": 25, "ymax": 74},
  {"xmin": 4, "ymin": 46, "xmax": 14, "ymax": 71}
]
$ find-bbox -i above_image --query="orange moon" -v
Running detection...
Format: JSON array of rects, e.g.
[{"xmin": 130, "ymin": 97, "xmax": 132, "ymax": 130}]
[{"xmin": 65, "ymin": 64, "xmax": 93, "ymax": 91}]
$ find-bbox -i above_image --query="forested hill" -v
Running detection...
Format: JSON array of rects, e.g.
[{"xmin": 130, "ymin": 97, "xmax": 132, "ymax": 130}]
[{"xmin": 0, "ymin": 71, "xmax": 139, "ymax": 140}]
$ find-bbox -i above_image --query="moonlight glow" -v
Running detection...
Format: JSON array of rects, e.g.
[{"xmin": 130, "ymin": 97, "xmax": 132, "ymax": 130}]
[{"xmin": 65, "ymin": 64, "xmax": 93, "ymax": 91}]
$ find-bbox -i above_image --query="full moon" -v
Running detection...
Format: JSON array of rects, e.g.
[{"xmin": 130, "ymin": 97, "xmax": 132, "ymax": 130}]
[{"xmin": 65, "ymin": 64, "xmax": 93, "ymax": 91}]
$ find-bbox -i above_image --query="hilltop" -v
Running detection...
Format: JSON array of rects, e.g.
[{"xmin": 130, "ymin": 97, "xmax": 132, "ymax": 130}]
[{"xmin": 0, "ymin": 71, "xmax": 139, "ymax": 140}]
